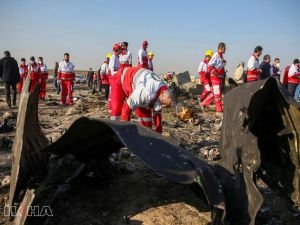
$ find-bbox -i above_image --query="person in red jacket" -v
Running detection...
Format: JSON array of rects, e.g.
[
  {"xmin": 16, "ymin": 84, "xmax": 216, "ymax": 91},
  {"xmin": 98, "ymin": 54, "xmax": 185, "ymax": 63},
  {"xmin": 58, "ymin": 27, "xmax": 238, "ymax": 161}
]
[
  {"xmin": 38, "ymin": 57, "xmax": 48, "ymax": 100},
  {"xmin": 119, "ymin": 42, "xmax": 132, "ymax": 68},
  {"xmin": 198, "ymin": 50, "xmax": 213, "ymax": 101},
  {"xmin": 138, "ymin": 40, "xmax": 149, "ymax": 69},
  {"xmin": 57, "ymin": 53, "xmax": 75, "ymax": 105},
  {"xmin": 201, "ymin": 43, "xmax": 226, "ymax": 115},
  {"xmin": 247, "ymin": 46, "xmax": 263, "ymax": 82},
  {"xmin": 18, "ymin": 58, "xmax": 28, "ymax": 93},
  {"xmin": 287, "ymin": 59, "xmax": 300, "ymax": 96},
  {"xmin": 100, "ymin": 53, "xmax": 111, "ymax": 100},
  {"xmin": 28, "ymin": 56, "xmax": 40, "ymax": 93},
  {"xmin": 110, "ymin": 67, "xmax": 172, "ymax": 133}
]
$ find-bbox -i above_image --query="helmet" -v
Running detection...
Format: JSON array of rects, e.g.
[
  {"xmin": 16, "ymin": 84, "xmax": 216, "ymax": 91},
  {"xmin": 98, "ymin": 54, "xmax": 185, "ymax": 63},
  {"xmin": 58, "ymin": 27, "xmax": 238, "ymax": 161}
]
[
  {"xmin": 148, "ymin": 51, "xmax": 154, "ymax": 56},
  {"xmin": 143, "ymin": 40, "xmax": 148, "ymax": 46},
  {"xmin": 106, "ymin": 53, "xmax": 112, "ymax": 58},
  {"xmin": 205, "ymin": 50, "xmax": 213, "ymax": 57},
  {"xmin": 113, "ymin": 43, "xmax": 121, "ymax": 51}
]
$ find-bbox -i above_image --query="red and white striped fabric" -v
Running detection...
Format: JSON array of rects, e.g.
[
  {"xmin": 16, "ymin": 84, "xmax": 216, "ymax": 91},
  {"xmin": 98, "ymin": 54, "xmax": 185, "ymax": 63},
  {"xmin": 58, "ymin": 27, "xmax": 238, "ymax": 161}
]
[
  {"xmin": 119, "ymin": 50, "xmax": 132, "ymax": 68},
  {"xmin": 19, "ymin": 64, "xmax": 28, "ymax": 79},
  {"xmin": 138, "ymin": 48, "xmax": 148, "ymax": 68},
  {"xmin": 288, "ymin": 64, "xmax": 300, "ymax": 84},
  {"xmin": 38, "ymin": 63, "xmax": 48, "ymax": 80},
  {"xmin": 100, "ymin": 62, "xmax": 110, "ymax": 84},
  {"xmin": 247, "ymin": 54, "xmax": 260, "ymax": 82},
  {"xmin": 57, "ymin": 61, "xmax": 75, "ymax": 80},
  {"xmin": 208, "ymin": 52, "xmax": 225, "ymax": 78}
]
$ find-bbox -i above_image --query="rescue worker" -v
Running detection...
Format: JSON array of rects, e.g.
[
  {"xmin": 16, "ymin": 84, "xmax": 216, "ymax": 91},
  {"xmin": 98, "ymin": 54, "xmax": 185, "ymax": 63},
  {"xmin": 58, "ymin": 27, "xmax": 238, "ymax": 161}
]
[
  {"xmin": 148, "ymin": 51, "xmax": 154, "ymax": 71},
  {"xmin": 57, "ymin": 53, "xmax": 75, "ymax": 105},
  {"xmin": 287, "ymin": 59, "xmax": 300, "ymax": 97},
  {"xmin": 38, "ymin": 57, "xmax": 48, "ymax": 100},
  {"xmin": 247, "ymin": 46, "xmax": 263, "ymax": 82},
  {"xmin": 100, "ymin": 53, "xmax": 111, "ymax": 100},
  {"xmin": 198, "ymin": 50, "xmax": 213, "ymax": 101},
  {"xmin": 138, "ymin": 40, "xmax": 149, "ymax": 69},
  {"xmin": 110, "ymin": 67, "xmax": 173, "ymax": 133},
  {"xmin": 108, "ymin": 44, "xmax": 121, "ymax": 108},
  {"xmin": 201, "ymin": 43, "xmax": 226, "ymax": 115},
  {"xmin": 119, "ymin": 42, "xmax": 132, "ymax": 68},
  {"xmin": 271, "ymin": 58, "xmax": 281, "ymax": 81},
  {"xmin": 108, "ymin": 44, "xmax": 121, "ymax": 76},
  {"xmin": 28, "ymin": 56, "xmax": 40, "ymax": 93},
  {"xmin": 0, "ymin": 51, "xmax": 20, "ymax": 109},
  {"xmin": 18, "ymin": 58, "xmax": 28, "ymax": 93}
]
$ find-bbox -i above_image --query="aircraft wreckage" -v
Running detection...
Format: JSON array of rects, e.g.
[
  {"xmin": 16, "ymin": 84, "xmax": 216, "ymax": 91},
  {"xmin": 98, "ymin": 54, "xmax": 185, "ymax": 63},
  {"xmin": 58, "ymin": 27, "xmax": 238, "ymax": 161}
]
[{"xmin": 4, "ymin": 77, "xmax": 300, "ymax": 225}]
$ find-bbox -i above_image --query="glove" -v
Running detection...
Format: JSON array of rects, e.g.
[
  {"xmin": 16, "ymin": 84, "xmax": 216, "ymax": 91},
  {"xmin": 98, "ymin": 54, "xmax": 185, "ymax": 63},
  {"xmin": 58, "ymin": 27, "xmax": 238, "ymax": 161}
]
[{"xmin": 57, "ymin": 79, "xmax": 61, "ymax": 86}]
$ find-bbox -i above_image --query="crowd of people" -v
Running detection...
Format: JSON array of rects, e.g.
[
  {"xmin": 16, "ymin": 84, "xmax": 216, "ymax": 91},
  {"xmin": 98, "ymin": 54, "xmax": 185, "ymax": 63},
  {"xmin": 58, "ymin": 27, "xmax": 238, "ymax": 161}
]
[
  {"xmin": 0, "ymin": 41, "xmax": 299, "ymax": 133},
  {"xmin": 198, "ymin": 43, "xmax": 300, "ymax": 115}
]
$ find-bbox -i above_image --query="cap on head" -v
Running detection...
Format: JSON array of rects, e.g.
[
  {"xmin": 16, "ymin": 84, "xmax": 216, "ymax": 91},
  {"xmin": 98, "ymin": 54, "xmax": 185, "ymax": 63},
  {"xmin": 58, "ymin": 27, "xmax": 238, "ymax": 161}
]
[
  {"xmin": 106, "ymin": 53, "xmax": 112, "ymax": 58},
  {"xmin": 143, "ymin": 40, "xmax": 148, "ymax": 46},
  {"xmin": 205, "ymin": 50, "xmax": 213, "ymax": 57},
  {"xmin": 148, "ymin": 51, "xmax": 154, "ymax": 56},
  {"xmin": 113, "ymin": 43, "xmax": 121, "ymax": 51}
]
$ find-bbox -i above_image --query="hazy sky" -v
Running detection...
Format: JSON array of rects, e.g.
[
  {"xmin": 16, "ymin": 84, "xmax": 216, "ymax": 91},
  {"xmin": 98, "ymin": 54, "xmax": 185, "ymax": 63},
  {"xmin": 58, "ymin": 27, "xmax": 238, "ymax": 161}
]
[{"xmin": 1, "ymin": 0, "xmax": 299, "ymax": 76}]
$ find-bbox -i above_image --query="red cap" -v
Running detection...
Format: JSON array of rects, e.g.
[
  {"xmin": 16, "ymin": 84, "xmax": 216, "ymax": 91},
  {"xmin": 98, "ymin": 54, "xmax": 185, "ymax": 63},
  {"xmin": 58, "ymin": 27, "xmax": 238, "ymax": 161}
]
[
  {"xmin": 143, "ymin": 40, "xmax": 148, "ymax": 46},
  {"xmin": 157, "ymin": 86, "xmax": 168, "ymax": 97},
  {"xmin": 113, "ymin": 43, "xmax": 121, "ymax": 51}
]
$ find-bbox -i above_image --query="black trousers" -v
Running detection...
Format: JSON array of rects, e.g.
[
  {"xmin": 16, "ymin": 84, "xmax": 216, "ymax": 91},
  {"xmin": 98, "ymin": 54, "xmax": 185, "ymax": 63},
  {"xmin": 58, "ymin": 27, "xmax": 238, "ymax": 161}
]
[
  {"xmin": 5, "ymin": 82, "xmax": 17, "ymax": 108},
  {"xmin": 102, "ymin": 84, "xmax": 110, "ymax": 100},
  {"xmin": 288, "ymin": 83, "xmax": 297, "ymax": 97}
]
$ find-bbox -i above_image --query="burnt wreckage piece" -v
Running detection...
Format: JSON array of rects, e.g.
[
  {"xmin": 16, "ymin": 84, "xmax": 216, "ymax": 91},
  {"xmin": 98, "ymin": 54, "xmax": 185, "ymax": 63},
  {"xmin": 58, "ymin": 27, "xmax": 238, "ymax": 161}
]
[{"xmin": 6, "ymin": 77, "xmax": 300, "ymax": 225}]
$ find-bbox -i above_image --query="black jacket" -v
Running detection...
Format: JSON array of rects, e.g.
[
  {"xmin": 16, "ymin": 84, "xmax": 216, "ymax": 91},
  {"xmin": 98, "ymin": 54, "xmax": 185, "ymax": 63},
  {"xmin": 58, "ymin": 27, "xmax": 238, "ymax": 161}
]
[
  {"xmin": 259, "ymin": 61, "xmax": 271, "ymax": 80},
  {"xmin": 0, "ymin": 56, "xmax": 20, "ymax": 83}
]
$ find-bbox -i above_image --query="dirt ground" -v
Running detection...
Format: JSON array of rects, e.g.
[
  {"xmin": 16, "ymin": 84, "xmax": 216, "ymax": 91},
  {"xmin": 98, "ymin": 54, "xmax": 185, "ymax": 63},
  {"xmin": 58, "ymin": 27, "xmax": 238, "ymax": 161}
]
[{"xmin": 0, "ymin": 80, "xmax": 299, "ymax": 225}]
